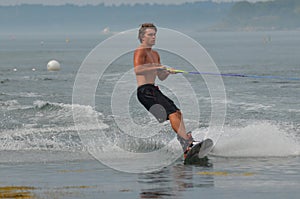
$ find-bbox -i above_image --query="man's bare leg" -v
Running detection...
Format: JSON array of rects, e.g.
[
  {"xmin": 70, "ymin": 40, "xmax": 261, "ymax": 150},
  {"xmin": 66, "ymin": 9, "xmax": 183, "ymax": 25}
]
[
  {"xmin": 169, "ymin": 111, "xmax": 193, "ymax": 152},
  {"xmin": 169, "ymin": 110, "xmax": 191, "ymax": 140}
]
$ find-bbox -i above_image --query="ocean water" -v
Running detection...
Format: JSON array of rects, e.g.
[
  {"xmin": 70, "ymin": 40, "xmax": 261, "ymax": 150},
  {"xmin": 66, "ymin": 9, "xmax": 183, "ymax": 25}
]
[{"xmin": 0, "ymin": 30, "xmax": 299, "ymax": 198}]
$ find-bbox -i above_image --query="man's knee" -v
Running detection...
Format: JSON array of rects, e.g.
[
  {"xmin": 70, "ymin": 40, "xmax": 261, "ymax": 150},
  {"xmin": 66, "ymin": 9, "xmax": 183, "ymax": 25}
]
[
  {"xmin": 174, "ymin": 110, "xmax": 182, "ymax": 118},
  {"xmin": 169, "ymin": 110, "xmax": 182, "ymax": 122}
]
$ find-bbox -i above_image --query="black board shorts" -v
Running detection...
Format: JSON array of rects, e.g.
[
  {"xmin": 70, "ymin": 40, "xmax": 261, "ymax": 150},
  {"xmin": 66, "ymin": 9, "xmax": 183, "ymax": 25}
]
[{"xmin": 137, "ymin": 84, "xmax": 179, "ymax": 123}]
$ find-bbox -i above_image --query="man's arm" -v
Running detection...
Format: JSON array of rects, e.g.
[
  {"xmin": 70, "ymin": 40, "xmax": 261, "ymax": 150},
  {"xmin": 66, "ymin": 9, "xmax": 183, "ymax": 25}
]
[
  {"xmin": 157, "ymin": 68, "xmax": 170, "ymax": 81},
  {"xmin": 155, "ymin": 52, "xmax": 173, "ymax": 81}
]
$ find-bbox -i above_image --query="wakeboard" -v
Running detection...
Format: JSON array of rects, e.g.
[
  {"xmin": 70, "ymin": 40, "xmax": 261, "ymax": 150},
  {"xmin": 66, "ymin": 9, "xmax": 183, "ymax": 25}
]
[{"xmin": 184, "ymin": 138, "xmax": 214, "ymax": 165}]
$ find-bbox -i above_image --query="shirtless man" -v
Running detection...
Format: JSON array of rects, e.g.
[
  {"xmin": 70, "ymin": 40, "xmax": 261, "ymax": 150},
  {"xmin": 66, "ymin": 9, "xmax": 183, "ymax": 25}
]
[{"xmin": 133, "ymin": 23, "xmax": 194, "ymax": 158}]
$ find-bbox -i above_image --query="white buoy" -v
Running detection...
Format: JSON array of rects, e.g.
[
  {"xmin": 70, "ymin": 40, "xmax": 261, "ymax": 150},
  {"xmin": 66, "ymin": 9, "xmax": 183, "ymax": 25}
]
[
  {"xmin": 47, "ymin": 60, "xmax": 61, "ymax": 71},
  {"xmin": 102, "ymin": 27, "xmax": 110, "ymax": 34}
]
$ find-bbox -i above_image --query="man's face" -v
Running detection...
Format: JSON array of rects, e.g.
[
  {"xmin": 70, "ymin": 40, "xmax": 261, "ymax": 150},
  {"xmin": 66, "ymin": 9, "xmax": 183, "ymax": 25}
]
[{"xmin": 142, "ymin": 28, "xmax": 156, "ymax": 46}]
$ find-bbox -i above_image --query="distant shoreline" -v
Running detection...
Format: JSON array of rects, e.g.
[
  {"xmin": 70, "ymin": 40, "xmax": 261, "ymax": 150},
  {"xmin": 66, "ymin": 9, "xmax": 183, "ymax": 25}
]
[{"xmin": 1, "ymin": 1, "xmax": 300, "ymax": 33}]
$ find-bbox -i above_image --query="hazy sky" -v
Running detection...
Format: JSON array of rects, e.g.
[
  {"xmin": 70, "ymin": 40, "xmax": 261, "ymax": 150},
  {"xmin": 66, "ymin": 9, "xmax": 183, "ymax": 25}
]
[{"xmin": 0, "ymin": 0, "xmax": 273, "ymax": 6}]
